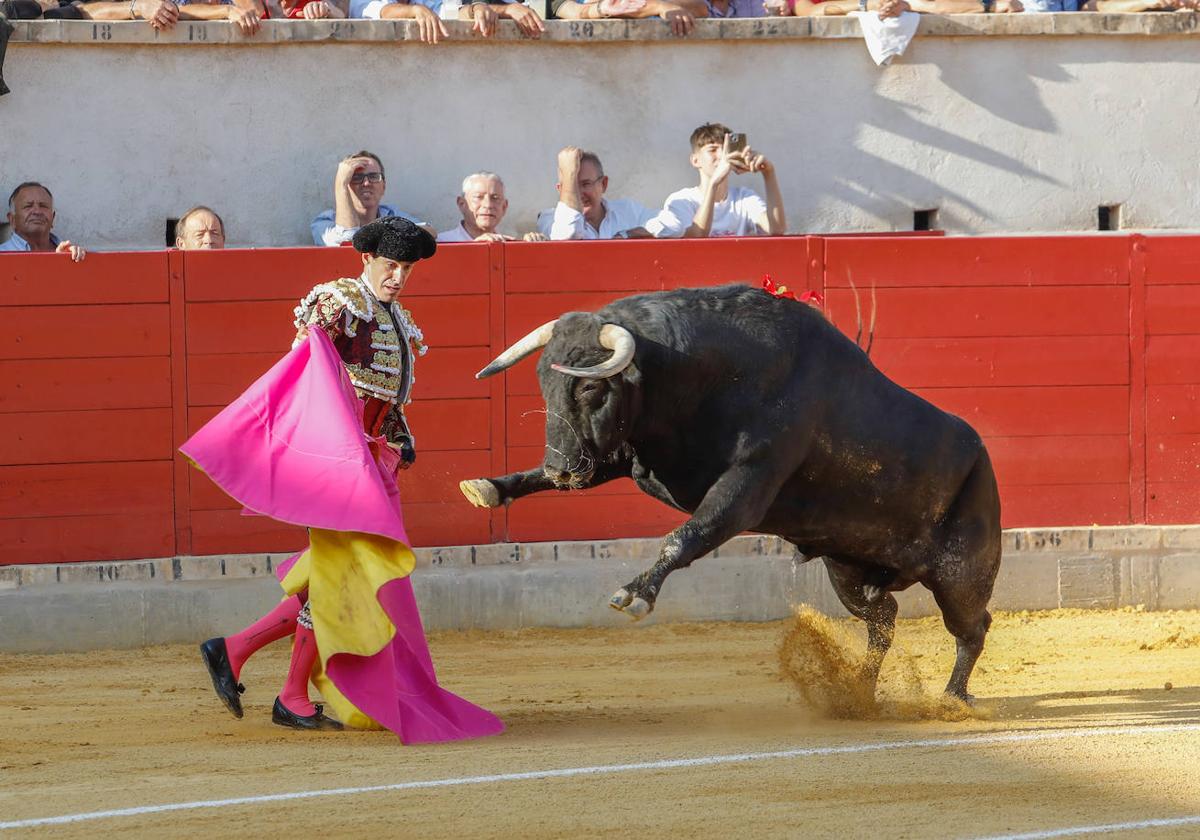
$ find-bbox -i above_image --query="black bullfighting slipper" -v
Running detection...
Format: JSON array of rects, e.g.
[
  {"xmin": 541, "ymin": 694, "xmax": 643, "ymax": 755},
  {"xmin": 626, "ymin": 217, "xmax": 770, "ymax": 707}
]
[
  {"xmin": 272, "ymin": 697, "xmax": 344, "ymax": 731},
  {"xmin": 199, "ymin": 637, "xmax": 245, "ymax": 719}
]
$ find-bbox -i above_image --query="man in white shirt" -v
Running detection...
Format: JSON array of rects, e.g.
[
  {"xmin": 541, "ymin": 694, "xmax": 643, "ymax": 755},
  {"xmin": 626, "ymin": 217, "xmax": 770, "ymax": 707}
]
[
  {"xmin": 0, "ymin": 182, "xmax": 86, "ymax": 261},
  {"xmin": 539, "ymin": 146, "xmax": 657, "ymax": 241},
  {"xmin": 311, "ymin": 151, "xmax": 433, "ymax": 247},
  {"xmin": 438, "ymin": 172, "xmax": 547, "ymax": 243},
  {"xmin": 651, "ymin": 122, "xmax": 787, "ymax": 238}
]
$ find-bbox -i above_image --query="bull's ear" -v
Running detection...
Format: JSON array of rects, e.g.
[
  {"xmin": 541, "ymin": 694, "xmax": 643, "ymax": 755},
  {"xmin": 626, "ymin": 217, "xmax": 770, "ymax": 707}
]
[{"xmin": 476, "ymin": 320, "xmax": 558, "ymax": 379}]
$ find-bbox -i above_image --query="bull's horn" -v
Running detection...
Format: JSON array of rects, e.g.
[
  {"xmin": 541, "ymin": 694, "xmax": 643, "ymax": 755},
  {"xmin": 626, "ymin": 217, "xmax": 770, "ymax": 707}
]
[
  {"xmin": 475, "ymin": 320, "xmax": 558, "ymax": 379},
  {"xmin": 550, "ymin": 324, "xmax": 636, "ymax": 379}
]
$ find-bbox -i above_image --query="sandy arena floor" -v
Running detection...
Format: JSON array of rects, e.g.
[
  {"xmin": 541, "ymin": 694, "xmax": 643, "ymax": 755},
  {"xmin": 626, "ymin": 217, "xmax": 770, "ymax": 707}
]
[{"xmin": 2, "ymin": 608, "xmax": 1200, "ymax": 839}]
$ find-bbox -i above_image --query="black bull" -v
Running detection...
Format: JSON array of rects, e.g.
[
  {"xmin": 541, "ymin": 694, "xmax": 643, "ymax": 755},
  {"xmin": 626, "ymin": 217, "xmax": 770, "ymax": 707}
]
[{"xmin": 460, "ymin": 283, "xmax": 1001, "ymax": 700}]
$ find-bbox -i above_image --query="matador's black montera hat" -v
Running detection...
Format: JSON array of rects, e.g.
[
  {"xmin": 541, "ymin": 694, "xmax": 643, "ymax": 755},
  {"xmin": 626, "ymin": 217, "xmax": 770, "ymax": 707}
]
[{"xmin": 352, "ymin": 216, "xmax": 437, "ymax": 263}]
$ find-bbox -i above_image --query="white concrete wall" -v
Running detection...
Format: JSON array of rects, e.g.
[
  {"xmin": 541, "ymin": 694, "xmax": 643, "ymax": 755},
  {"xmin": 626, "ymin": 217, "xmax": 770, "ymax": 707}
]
[{"xmin": 3, "ymin": 16, "xmax": 1200, "ymax": 249}]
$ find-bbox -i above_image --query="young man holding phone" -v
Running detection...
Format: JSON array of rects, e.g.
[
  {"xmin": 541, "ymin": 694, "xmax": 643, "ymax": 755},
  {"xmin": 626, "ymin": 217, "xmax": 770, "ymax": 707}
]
[{"xmin": 649, "ymin": 122, "xmax": 787, "ymax": 238}]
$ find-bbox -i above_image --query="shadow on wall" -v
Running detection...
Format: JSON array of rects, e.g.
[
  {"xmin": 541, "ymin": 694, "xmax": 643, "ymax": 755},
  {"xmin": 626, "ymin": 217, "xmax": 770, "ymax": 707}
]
[{"xmin": 814, "ymin": 52, "xmax": 1071, "ymax": 233}]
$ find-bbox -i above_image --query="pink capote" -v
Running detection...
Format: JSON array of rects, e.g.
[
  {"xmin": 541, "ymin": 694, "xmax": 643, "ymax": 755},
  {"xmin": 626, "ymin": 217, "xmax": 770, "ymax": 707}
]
[{"xmin": 181, "ymin": 329, "xmax": 503, "ymax": 743}]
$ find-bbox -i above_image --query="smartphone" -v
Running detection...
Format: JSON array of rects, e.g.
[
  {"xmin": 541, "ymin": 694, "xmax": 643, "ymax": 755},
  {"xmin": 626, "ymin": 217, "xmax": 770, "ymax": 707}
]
[{"xmin": 728, "ymin": 133, "xmax": 748, "ymax": 153}]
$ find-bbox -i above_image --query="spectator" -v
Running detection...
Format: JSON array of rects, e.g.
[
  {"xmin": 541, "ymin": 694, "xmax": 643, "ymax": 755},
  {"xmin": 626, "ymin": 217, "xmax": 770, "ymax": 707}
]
[
  {"xmin": 175, "ymin": 206, "xmax": 227, "ymax": 250},
  {"xmin": 704, "ymin": 0, "xmax": 762, "ymax": 17},
  {"xmin": 651, "ymin": 123, "xmax": 786, "ymax": 239},
  {"xmin": 312, "ymin": 151, "xmax": 433, "ymax": 247},
  {"xmin": 550, "ymin": 0, "xmax": 704, "ymax": 38},
  {"xmin": 173, "ymin": 0, "xmax": 265, "ymax": 30},
  {"xmin": 355, "ymin": 0, "xmax": 544, "ymax": 42},
  {"xmin": 766, "ymin": 0, "xmax": 1021, "ymax": 10},
  {"xmin": 439, "ymin": 172, "xmax": 547, "ymax": 242},
  {"xmin": 0, "ymin": 182, "xmax": 86, "ymax": 261},
  {"xmin": 265, "ymin": 0, "xmax": 344, "ymax": 16},
  {"xmin": 78, "ymin": 0, "xmax": 266, "ymax": 32},
  {"xmin": 538, "ymin": 146, "xmax": 657, "ymax": 240}
]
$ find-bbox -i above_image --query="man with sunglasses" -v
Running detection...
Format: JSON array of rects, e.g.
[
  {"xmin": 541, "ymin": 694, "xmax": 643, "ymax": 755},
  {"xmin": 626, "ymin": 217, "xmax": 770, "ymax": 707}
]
[{"xmin": 311, "ymin": 150, "xmax": 434, "ymax": 247}]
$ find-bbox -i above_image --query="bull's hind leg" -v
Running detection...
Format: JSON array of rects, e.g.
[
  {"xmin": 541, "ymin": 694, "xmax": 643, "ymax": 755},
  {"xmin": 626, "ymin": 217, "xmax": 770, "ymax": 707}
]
[
  {"xmin": 927, "ymin": 451, "xmax": 1002, "ymax": 701},
  {"xmin": 823, "ymin": 558, "xmax": 898, "ymax": 694}
]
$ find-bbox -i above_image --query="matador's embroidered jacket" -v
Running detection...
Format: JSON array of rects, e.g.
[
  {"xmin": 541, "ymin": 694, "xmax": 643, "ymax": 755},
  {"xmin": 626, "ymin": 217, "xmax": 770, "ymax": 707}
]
[{"xmin": 292, "ymin": 274, "xmax": 427, "ymax": 446}]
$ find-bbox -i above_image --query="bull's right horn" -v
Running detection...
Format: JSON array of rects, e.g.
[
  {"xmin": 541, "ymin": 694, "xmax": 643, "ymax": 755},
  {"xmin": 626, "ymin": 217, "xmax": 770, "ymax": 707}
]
[
  {"xmin": 475, "ymin": 320, "xmax": 558, "ymax": 379},
  {"xmin": 549, "ymin": 323, "xmax": 636, "ymax": 379}
]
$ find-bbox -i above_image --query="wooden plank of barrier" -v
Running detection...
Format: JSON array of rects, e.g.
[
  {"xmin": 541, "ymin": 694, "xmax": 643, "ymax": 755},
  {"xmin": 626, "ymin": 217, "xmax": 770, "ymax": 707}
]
[
  {"xmin": 1146, "ymin": 436, "xmax": 1200, "ymax": 483},
  {"xmin": 169, "ymin": 249, "xmax": 191, "ymax": 556},
  {"xmin": 0, "ymin": 511, "xmax": 176, "ymax": 565},
  {"xmin": 1141, "ymin": 235, "xmax": 1200, "ymax": 285},
  {"xmin": 986, "ymin": 435, "xmax": 1130, "ymax": 486},
  {"xmin": 824, "ymin": 236, "xmax": 1129, "ymax": 288},
  {"xmin": 506, "ymin": 494, "xmax": 688, "ymax": 543},
  {"xmin": 486, "ymin": 240, "xmax": 508, "ymax": 542},
  {"xmin": 0, "ymin": 251, "xmax": 169, "ymax": 306},
  {"xmin": 915, "ymin": 385, "xmax": 1129, "ymax": 438},
  {"xmin": 1146, "ymin": 285, "xmax": 1200, "ymax": 335},
  {"xmin": 183, "ymin": 245, "xmax": 489, "ymax": 302},
  {"xmin": 1147, "ymin": 481, "xmax": 1200, "ymax": 522},
  {"xmin": 1145, "ymin": 336, "xmax": 1200, "ymax": 385},
  {"xmin": 501, "ymin": 237, "xmax": 808, "ymax": 294},
  {"xmin": 0, "ymin": 408, "xmax": 174, "ymax": 466},
  {"xmin": 0, "ymin": 357, "xmax": 172, "ymax": 413},
  {"xmin": 0, "ymin": 462, "xmax": 174, "ymax": 520},
  {"xmin": 0, "ymin": 303, "xmax": 171, "ymax": 360},
  {"xmin": 1147, "ymin": 384, "xmax": 1200, "ymax": 435},
  {"xmin": 866, "ymin": 335, "xmax": 1128, "ymax": 389},
  {"xmin": 824, "ymin": 286, "xmax": 1130, "ymax": 339},
  {"xmin": 999, "ymin": 484, "xmax": 1131, "ymax": 528}
]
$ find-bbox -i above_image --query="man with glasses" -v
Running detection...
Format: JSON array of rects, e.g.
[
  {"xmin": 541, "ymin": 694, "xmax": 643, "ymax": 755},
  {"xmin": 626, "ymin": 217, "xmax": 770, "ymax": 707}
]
[
  {"xmin": 537, "ymin": 146, "xmax": 657, "ymax": 240},
  {"xmin": 311, "ymin": 150, "xmax": 433, "ymax": 247}
]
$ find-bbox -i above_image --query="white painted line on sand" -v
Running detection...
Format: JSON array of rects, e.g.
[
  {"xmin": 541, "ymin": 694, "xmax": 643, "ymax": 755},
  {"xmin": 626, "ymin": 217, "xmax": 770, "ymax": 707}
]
[
  {"xmin": 974, "ymin": 815, "xmax": 1200, "ymax": 839},
  {"xmin": 3, "ymin": 723, "xmax": 1198, "ymax": 831}
]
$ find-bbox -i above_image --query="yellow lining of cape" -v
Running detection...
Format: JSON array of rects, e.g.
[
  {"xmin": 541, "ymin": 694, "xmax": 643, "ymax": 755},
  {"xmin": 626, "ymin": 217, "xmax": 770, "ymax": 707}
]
[{"xmin": 280, "ymin": 528, "xmax": 416, "ymax": 730}]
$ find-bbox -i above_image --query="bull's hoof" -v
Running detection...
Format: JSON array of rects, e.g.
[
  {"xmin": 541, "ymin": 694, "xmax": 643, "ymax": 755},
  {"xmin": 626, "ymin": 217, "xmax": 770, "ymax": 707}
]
[
  {"xmin": 609, "ymin": 588, "xmax": 653, "ymax": 621},
  {"xmin": 609, "ymin": 588, "xmax": 633, "ymax": 610},
  {"xmin": 625, "ymin": 597, "xmax": 652, "ymax": 620},
  {"xmin": 459, "ymin": 479, "xmax": 501, "ymax": 509}
]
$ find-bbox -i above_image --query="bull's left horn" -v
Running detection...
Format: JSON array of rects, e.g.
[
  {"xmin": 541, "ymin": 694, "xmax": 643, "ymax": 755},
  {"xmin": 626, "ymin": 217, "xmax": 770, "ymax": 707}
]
[
  {"xmin": 550, "ymin": 324, "xmax": 636, "ymax": 379},
  {"xmin": 476, "ymin": 320, "xmax": 558, "ymax": 379}
]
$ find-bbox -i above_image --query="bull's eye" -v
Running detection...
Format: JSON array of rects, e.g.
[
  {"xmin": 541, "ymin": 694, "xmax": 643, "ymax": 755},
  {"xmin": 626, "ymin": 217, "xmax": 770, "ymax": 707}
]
[{"xmin": 577, "ymin": 380, "xmax": 603, "ymax": 400}]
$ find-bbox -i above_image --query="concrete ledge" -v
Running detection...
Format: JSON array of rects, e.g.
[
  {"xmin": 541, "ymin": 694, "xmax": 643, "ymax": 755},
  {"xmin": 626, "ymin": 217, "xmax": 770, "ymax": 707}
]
[
  {"xmin": 8, "ymin": 14, "xmax": 1200, "ymax": 46},
  {"xmin": 2, "ymin": 526, "xmax": 1198, "ymax": 653}
]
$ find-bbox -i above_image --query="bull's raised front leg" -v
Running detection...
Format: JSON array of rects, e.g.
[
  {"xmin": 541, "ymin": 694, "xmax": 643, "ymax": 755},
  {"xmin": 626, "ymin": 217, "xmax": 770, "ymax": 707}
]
[
  {"xmin": 610, "ymin": 461, "xmax": 787, "ymax": 620},
  {"xmin": 460, "ymin": 458, "xmax": 632, "ymax": 509}
]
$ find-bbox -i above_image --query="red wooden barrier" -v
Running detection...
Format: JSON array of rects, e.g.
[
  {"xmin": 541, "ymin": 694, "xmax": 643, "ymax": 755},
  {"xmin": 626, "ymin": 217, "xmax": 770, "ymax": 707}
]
[{"xmin": 1, "ymin": 234, "xmax": 1197, "ymax": 565}]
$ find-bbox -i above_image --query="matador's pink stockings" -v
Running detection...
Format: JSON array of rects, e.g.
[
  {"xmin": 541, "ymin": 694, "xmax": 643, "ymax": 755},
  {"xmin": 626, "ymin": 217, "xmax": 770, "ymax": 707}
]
[
  {"xmin": 223, "ymin": 595, "xmax": 303, "ymax": 680},
  {"xmin": 278, "ymin": 625, "xmax": 319, "ymax": 717}
]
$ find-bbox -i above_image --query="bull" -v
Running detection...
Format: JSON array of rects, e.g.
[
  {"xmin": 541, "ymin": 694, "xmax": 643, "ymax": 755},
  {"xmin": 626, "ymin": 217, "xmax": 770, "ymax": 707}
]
[{"xmin": 459, "ymin": 283, "xmax": 1001, "ymax": 701}]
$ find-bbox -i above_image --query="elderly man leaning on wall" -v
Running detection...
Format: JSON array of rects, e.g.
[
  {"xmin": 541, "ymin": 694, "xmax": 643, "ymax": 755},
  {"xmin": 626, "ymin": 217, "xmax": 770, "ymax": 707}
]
[
  {"xmin": 354, "ymin": 0, "xmax": 544, "ymax": 43},
  {"xmin": 550, "ymin": 0, "xmax": 705, "ymax": 38},
  {"xmin": 175, "ymin": 206, "xmax": 227, "ymax": 250},
  {"xmin": 0, "ymin": 182, "xmax": 86, "ymax": 261},
  {"xmin": 312, "ymin": 150, "xmax": 435, "ymax": 247},
  {"xmin": 438, "ymin": 172, "xmax": 548, "ymax": 243},
  {"xmin": 538, "ymin": 147, "xmax": 657, "ymax": 241},
  {"xmin": 77, "ymin": 0, "xmax": 266, "ymax": 34}
]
